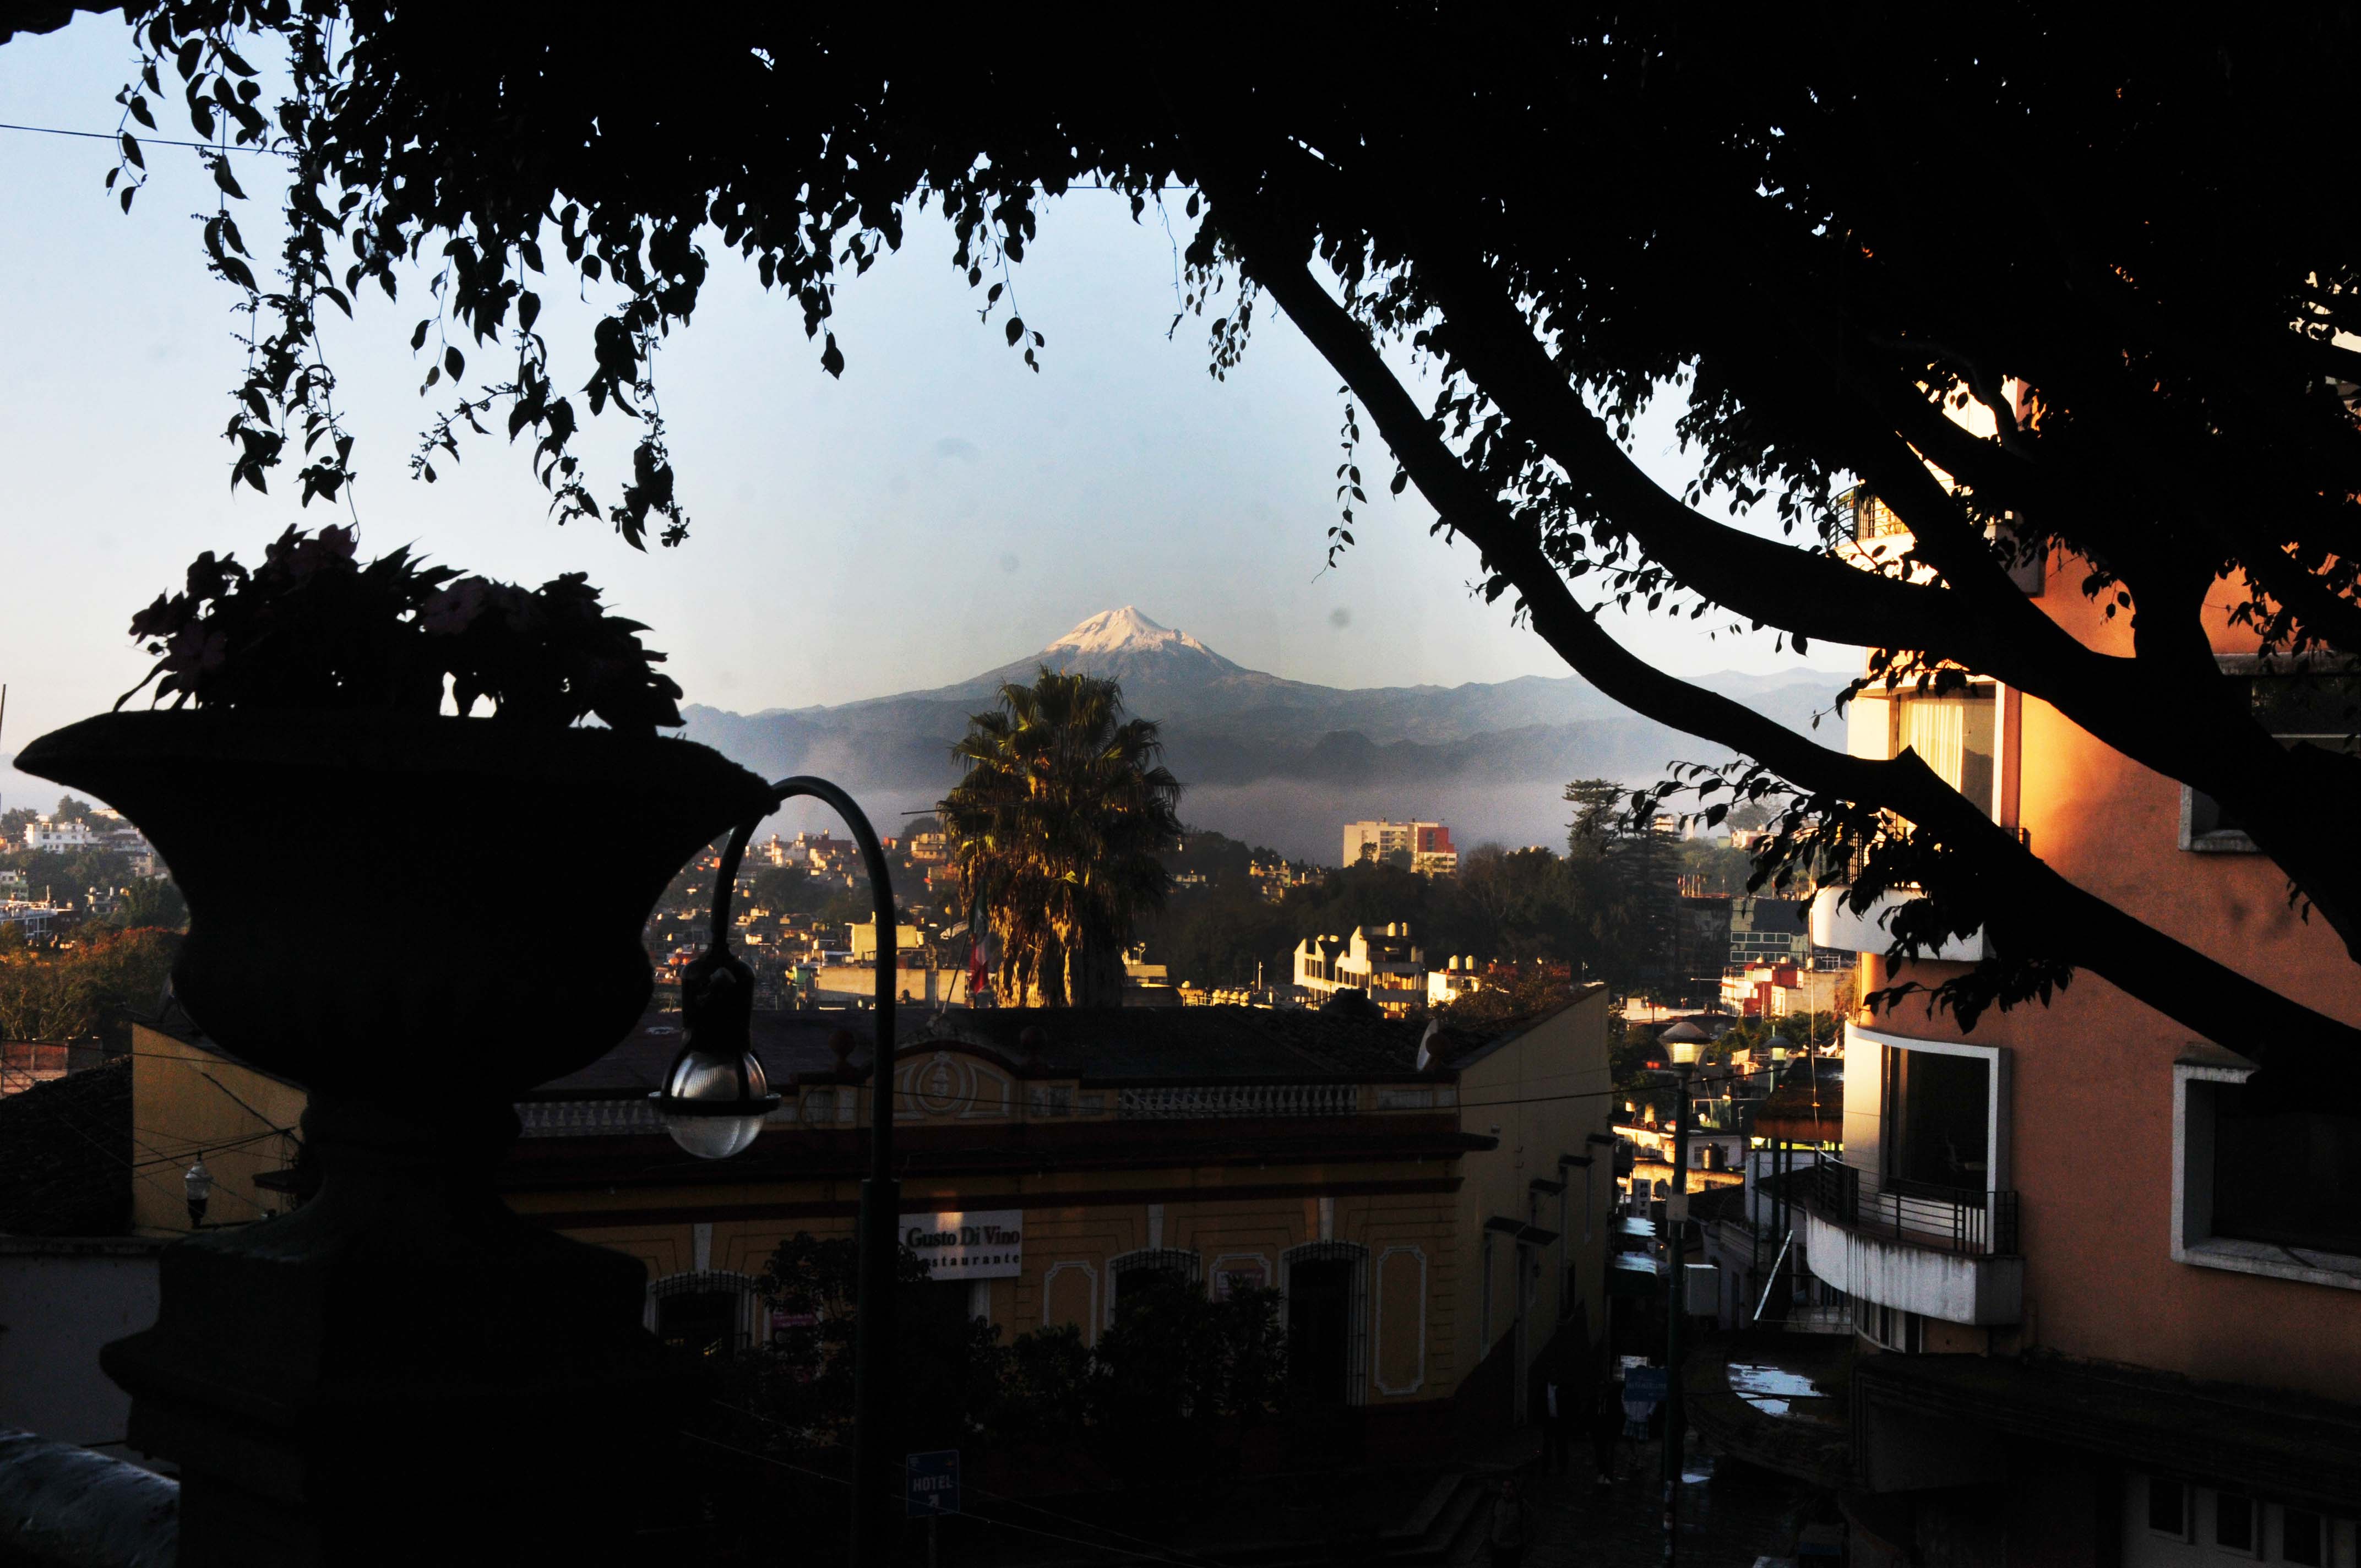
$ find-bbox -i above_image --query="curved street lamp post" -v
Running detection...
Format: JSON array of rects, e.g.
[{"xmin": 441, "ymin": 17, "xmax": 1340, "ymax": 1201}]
[{"xmin": 648, "ymin": 776, "xmax": 903, "ymax": 1568}]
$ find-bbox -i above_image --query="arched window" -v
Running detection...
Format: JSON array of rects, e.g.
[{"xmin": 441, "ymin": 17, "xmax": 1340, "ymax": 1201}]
[
  {"xmin": 648, "ymin": 1270, "xmax": 760, "ymax": 1363},
  {"xmin": 1106, "ymin": 1248, "xmax": 1202, "ymax": 1324},
  {"xmin": 1282, "ymin": 1242, "xmax": 1369, "ymax": 1408}
]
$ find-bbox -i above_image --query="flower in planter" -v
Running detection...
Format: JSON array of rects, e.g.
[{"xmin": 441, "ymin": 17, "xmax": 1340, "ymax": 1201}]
[{"xmin": 121, "ymin": 524, "xmax": 684, "ymax": 737}]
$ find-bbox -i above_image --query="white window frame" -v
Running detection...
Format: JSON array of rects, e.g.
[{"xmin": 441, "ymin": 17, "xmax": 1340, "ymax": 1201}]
[
  {"xmin": 2211, "ymin": 1488, "xmax": 2264, "ymax": 1560},
  {"xmin": 1883, "ymin": 679, "xmax": 2005, "ymax": 820},
  {"xmin": 2145, "ymin": 1474, "xmax": 2195, "ymax": 1544},
  {"xmin": 2172, "ymin": 1050, "xmax": 2361, "ymax": 1292},
  {"xmin": 2178, "ymin": 784, "xmax": 2259, "ymax": 854},
  {"xmin": 1848, "ymin": 1022, "xmax": 2010, "ymax": 1192},
  {"xmin": 1104, "ymin": 1247, "xmax": 1204, "ymax": 1326},
  {"xmin": 2277, "ymin": 1504, "xmax": 2332, "ymax": 1568},
  {"xmin": 645, "ymin": 1269, "xmax": 763, "ymax": 1351},
  {"xmin": 2180, "ymin": 655, "xmax": 2361, "ymax": 854}
]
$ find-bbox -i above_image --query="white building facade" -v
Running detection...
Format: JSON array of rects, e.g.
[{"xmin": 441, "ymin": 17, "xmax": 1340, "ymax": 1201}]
[{"xmin": 1293, "ymin": 924, "xmax": 1432, "ymax": 1016}]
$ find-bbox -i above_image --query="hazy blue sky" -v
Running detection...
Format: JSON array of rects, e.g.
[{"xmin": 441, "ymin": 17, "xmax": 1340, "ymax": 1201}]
[{"xmin": 0, "ymin": 15, "xmax": 1853, "ymax": 792}]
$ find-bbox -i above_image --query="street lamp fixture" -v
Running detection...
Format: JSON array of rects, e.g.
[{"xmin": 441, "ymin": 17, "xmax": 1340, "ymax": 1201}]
[
  {"xmin": 182, "ymin": 1158, "xmax": 212, "ymax": 1229},
  {"xmin": 651, "ymin": 945, "xmax": 780, "ymax": 1160}
]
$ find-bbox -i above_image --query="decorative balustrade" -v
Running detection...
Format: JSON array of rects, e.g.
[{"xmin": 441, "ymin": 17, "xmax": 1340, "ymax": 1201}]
[
  {"xmin": 1116, "ymin": 1083, "xmax": 1362, "ymax": 1120},
  {"xmin": 518, "ymin": 1097, "xmax": 800, "ymax": 1137},
  {"xmin": 518, "ymin": 1099, "xmax": 661, "ymax": 1137},
  {"xmin": 520, "ymin": 1082, "xmax": 1377, "ymax": 1133}
]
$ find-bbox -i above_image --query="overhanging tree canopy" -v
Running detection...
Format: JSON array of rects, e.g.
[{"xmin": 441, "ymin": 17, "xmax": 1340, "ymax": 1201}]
[{"xmin": 13, "ymin": 4, "xmax": 2361, "ymax": 1071}]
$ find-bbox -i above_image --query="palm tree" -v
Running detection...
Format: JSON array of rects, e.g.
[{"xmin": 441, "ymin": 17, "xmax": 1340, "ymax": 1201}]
[{"xmin": 940, "ymin": 667, "xmax": 1183, "ymax": 1007}]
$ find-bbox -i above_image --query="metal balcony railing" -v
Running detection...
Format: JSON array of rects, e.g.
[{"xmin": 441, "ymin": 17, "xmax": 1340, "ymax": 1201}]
[{"xmin": 1802, "ymin": 1156, "xmax": 2020, "ymax": 1256}]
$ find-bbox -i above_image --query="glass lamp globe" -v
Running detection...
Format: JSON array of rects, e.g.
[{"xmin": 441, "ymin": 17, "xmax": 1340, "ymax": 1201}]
[
  {"xmin": 656, "ymin": 1046, "xmax": 775, "ymax": 1159},
  {"xmin": 1660, "ymin": 1021, "xmax": 1709, "ymax": 1067},
  {"xmin": 652, "ymin": 943, "xmax": 782, "ymax": 1158}
]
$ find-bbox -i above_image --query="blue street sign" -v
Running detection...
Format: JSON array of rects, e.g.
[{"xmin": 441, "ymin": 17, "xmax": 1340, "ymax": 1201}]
[
  {"xmin": 1625, "ymin": 1366, "xmax": 1668, "ymax": 1402},
  {"xmin": 906, "ymin": 1450, "xmax": 961, "ymax": 1517}
]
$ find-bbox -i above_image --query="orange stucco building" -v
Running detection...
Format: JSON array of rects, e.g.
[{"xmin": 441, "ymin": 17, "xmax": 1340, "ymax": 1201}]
[{"xmin": 1802, "ymin": 508, "xmax": 2361, "ymax": 1565}]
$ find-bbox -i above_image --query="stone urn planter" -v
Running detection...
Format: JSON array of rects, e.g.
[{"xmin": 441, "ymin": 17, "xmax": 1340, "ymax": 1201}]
[{"xmin": 18, "ymin": 710, "xmax": 773, "ymax": 1565}]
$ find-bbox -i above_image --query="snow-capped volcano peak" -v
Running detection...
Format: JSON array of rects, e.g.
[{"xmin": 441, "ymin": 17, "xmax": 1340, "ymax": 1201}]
[
  {"xmin": 1046, "ymin": 607, "xmax": 1214, "ymax": 658},
  {"xmin": 1024, "ymin": 607, "xmax": 1249, "ymax": 689}
]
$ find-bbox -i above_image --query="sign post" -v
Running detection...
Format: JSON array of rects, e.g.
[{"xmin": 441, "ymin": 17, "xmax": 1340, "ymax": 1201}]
[{"xmin": 906, "ymin": 1450, "xmax": 960, "ymax": 1568}]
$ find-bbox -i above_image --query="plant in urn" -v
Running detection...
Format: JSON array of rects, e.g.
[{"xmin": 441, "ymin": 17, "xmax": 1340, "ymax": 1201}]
[{"xmin": 17, "ymin": 527, "xmax": 774, "ymax": 1562}]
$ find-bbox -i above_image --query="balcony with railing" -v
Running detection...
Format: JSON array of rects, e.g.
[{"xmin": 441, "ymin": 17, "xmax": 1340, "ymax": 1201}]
[
  {"xmin": 1805, "ymin": 1160, "xmax": 2019, "ymax": 1256},
  {"xmin": 1799, "ymin": 1155, "xmax": 2025, "ymax": 1326}
]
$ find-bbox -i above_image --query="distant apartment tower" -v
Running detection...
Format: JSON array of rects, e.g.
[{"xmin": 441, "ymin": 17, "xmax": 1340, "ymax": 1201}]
[
  {"xmin": 1342, "ymin": 819, "xmax": 1458, "ymax": 876},
  {"xmin": 1726, "ymin": 894, "xmax": 1814, "ymax": 968}
]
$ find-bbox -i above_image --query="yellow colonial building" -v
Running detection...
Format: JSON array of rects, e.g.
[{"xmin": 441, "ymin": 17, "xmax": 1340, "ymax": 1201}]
[{"xmin": 131, "ymin": 988, "xmax": 1613, "ymax": 1451}]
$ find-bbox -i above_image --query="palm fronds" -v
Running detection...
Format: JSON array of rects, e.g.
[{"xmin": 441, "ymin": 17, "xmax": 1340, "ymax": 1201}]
[{"xmin": 939, "ymin": 667, "xmax": 1182, "ymax": 1006}]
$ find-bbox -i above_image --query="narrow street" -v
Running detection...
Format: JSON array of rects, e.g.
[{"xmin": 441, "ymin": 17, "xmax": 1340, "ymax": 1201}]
[{"xmin": 1461, "ymin": 1431, "xmax": 1825, "ymax": 1568}]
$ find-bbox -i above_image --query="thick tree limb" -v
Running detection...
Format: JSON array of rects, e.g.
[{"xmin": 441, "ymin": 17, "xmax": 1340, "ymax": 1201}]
[
  {"xmin": 1406, "ymin": 264, "xmax": 2012, "ymax": 657},
  {"xmin": 1302, "ymin": 173, "xmax": 2361, "ymax": 956},
  {"xmin": 1193, "ymin": 163, "xmax": 2361, "ymax": 1072}
]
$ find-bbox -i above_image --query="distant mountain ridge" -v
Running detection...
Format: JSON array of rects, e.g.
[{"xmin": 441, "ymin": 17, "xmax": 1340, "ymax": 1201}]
[{"xmin": 683, "ymin": 608, "xmax": 1843, "ymax": 859}]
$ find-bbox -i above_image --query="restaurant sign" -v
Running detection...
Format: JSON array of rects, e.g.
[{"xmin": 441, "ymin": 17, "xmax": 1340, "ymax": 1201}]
[{"xmin": 901, "ymin": 1209, "xmax": 1023, "ymax": 1280}]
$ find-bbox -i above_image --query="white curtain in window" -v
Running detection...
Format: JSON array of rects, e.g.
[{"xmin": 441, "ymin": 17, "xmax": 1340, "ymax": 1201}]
[{"xmin": 1897, "ymin": 697, "xmax": 1966, "ymax": 790}]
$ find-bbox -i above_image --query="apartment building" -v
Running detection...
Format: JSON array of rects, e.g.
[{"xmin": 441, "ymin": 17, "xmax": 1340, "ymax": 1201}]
[
  {"xmin": 21, "ymin": 816, "xmax": 97, "ymax": 853},
  {"xmin": 1785, "ymin": 508, "xmax": 2361, "ymax": 1563},
  {"xmin": 1427, "ymin": 955, "xmax": 1485, "ymax": 1009},
  {"xmin": 1342, "ymin": 819, "xmax": 1459, "ymax": 877}
]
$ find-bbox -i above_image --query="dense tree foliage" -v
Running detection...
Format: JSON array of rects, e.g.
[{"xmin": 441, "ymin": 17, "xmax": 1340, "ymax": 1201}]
[
  {"xmin": 99, "ymin": 878, "xmax": 187, "ymax": 930},
  {"xmin": 741, "ymin": 865, "xmax": 873, "ymax": 930},
  {"xmin": 1677, "ymin": 839, "xmax": 1756, "ymax": 898},
  {"xmin": 0, "ymin": 842, "xmax": 161, "ymax": 916},
  {"xmin": 718, "ymin": 1231, "xmax": 1287, "ymax": 1489},
  {"xmin": 0, "ymin": 927, "xmax": 179, "ymax": 1048},
  {"xmin": 1433, "ymin": 959, "xmax": 1577, "ymax": 1027},
  {"xmin": 940, "ymin": 669, "xmax": 1182, "ymax": 1006},
  {"xmin": 1144, "ymin": 827, "xmax": 1687, "ymax": 999},
  {"xmin": 28, "ymin": 7, "xmax": 2361, "ymax": 1073}
]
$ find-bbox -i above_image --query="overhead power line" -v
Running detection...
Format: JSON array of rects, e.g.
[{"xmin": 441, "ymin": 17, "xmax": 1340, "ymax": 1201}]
[{"xmin": 0, "ymin": 119, "xmax": 283, "ymax": 154}]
